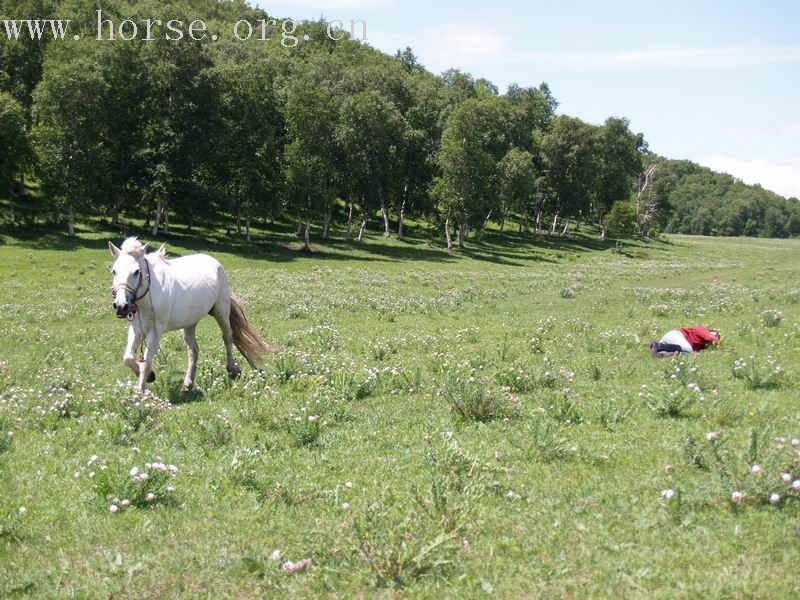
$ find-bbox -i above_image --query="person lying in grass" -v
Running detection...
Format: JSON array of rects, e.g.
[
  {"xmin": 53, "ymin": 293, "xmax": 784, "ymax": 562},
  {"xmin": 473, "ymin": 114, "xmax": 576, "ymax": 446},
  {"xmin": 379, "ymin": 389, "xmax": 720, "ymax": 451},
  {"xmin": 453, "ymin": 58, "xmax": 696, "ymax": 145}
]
[{"xmin": 650, "ymin": 325, "xmax": 720, "ymax": 357}]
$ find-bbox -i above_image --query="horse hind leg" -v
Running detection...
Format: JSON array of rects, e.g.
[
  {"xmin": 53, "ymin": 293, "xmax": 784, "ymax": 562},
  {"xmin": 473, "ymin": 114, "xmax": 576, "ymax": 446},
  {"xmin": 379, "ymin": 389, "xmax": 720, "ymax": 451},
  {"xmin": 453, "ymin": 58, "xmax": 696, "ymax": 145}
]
[
  {"xmin": 181, "ymin": 325, "xmax": 199, "ymax": 391},
  {"xmin": 211, "ymin": 298, "xmax": 241, "ymax": 379}
]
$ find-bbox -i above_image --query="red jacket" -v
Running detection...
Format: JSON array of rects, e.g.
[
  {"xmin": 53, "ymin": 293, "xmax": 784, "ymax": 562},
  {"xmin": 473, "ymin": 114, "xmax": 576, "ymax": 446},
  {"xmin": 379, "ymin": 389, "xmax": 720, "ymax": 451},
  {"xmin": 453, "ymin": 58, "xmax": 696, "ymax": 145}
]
[{"xmin": 679, "ymin": 326, "xmax": 718, "ymax": 351}]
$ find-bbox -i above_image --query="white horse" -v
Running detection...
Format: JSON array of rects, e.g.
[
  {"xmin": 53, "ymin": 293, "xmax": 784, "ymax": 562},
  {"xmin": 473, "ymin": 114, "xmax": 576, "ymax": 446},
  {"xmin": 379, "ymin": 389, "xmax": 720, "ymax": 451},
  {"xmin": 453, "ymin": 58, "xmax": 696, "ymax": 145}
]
[{"xmin": 109, "ymin": 237, "xmax": 272, "ymax": 392}]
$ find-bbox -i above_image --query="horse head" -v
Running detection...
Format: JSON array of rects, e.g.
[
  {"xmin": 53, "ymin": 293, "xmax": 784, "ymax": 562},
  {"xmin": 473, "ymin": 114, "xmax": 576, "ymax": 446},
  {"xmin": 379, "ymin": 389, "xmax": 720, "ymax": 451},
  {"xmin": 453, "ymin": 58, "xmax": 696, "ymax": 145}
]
[{"xmin": 108, "ymin": 238, "xmax": 149, "ymax": 319}]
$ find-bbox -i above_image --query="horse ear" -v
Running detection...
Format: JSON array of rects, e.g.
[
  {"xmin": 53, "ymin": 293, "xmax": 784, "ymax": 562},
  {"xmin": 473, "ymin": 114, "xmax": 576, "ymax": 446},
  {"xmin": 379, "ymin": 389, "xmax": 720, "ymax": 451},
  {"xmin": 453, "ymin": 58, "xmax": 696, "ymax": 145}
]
[{"xmin": 108, "ymin": 242, "xmax": 120, "ymax": 258}]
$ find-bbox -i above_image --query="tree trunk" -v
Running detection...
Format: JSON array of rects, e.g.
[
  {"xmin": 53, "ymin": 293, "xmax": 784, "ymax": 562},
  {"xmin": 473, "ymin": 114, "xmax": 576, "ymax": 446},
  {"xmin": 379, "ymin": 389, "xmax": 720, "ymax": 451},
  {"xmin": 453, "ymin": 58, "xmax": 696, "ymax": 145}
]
[
  {"xmin": 67, "ymin": 203, "xmax": 75, "ymax": 237},
  {"xmin": 346, "ymin": 201, "xmax": 354, "ymax": 240},
  {"xmin": 246, "ymin": 215, "xmax": 251, "ymax": 243},
  {"xmin": 111, "ymin": 196, "xmax": 124, "ymax": 227},
  {"xmin": 457, "ymin": 223, "xmax": 468, "ymax": 248},
  {"xmin": 8, "ymin": 183, "xmax": 15, "ymax": 224},
  {"xmin": 380, "ymin": 195, "xmax": 390, "ymax": 237},
  {"xmin": 535, "ymin": 210, "xmax": 542, "ymax": 233},
  {"xmin": 476, "ymin": 211, "xmax": 492, "ymax": 242},
  {"xmin": 499, "ymin": 218, "xmax": 505, "ymax": 233},
  {"xmin": 397, "ymin": 183, "xmax": 408, "ymax": 240},
  {"xmin": 296, "ymin": 220, "xmax": 303, "ymax": 237},
  {"xmin": 550, "ymin": 212, "xmax": 559, "ymax": 235},
  {"xmin": 151, "ymin": 199, "xmax": 162, "ymax": 236},
  {"xmin": 561, "ymin": 221, "xmax": 569, "ymax": 237},
  {"xmin": 357, "ymin": 208, "xmax": 368, "ymax": 242},
  {"xmin": 445, "ymin": 217, "xmax": 453, "ymax": 251},
  {"xmin": 601, "ymin": 225, "xmax": 607, "ymax": 241},
  {"xmin": 322, "ymin": 207, "xmax": 331, "ymax": 240},
  {"xmin": 397, "ymin": 198, "xmax": 406, "ymax": 240},
  {"xmin": 303, "ymin": 222, "xmax": 311, "ymax": 251},
  {"xmin": 164, "ymin": 209, "xmax": 170, "ymax": 234}
]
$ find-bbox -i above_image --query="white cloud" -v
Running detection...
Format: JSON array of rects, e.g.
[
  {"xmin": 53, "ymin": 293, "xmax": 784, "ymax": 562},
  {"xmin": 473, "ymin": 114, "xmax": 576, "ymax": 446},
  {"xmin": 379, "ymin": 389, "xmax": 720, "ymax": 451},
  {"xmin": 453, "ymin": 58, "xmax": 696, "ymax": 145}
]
[
  {"xmin": 372, "ymin": 38, "xmax": 800, "ymax": 75},
  {"xmin": 380, "ymin": 22, "xmax": 510, "ymax": 74},
  {"xmin": 507, "ymin": 46, "xmax": 800, "ymax": 71},
  {"xmin": 781, "ymin": 121, "xmax": 800, "ymax": 136},
  {"xmin": 721, "ymin": 121, "xmax": 800, "ymax": 138},
  {"xmin": 697, "ymin": 156, "xmax": 800, "ymax": 199},
  {"xmin": 433, "ymin": 23, "xmax": 509, "ymax": 59}
]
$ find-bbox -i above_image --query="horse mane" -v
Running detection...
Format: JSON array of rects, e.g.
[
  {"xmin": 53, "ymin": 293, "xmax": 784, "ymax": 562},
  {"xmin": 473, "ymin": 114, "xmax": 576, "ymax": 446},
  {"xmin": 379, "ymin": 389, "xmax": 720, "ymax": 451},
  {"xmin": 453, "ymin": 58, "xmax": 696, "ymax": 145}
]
[
  {"xmin": 121, "ymin": 237, "xmax": 168, "ymax": 261},
  {"xmin": 120, "ymin": 237, "xmax": 148, "ymax": 257}
]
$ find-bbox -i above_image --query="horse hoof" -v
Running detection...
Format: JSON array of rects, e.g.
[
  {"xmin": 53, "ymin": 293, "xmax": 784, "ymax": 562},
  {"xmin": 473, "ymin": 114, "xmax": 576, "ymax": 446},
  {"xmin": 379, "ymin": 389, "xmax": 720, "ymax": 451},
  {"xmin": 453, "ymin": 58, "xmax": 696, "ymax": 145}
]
[
  {"xmin": 228, "ymin": 368, "xmax": 241, "ymax": 380},
  {"xmin": 147, "ymin": 371, "xmax": 156, "ymax": 383},
  {"xmin": 182, "ymin": 384, "xmax": 194, "ymax": 393}
]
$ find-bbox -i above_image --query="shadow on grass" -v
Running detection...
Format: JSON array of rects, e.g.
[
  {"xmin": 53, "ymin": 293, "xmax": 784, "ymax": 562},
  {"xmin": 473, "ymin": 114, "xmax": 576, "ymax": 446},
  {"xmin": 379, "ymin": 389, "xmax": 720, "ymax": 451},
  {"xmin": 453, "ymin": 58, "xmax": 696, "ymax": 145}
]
[
  {"xmin": 1, "ymin": 216, "xmax": 675, "ymax": 266},
  {"xmin": 0, "ymin": 222, "xmax": 111, "ymax": 252},
  {"xmin": 1, "ymin": 219, "xmax": 464, "ymax": 265},
  {"xmin": 165, "ymin": 384, "xmax": 205, "ymax": 406}
]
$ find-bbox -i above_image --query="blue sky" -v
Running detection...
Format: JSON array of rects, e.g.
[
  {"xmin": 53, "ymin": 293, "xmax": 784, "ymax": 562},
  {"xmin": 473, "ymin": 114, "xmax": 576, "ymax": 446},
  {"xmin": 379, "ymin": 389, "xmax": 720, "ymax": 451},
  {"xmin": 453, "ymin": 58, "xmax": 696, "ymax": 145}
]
[{"xmin": 259, "ymin": 1, "xmax": 800, "ymax": 198}]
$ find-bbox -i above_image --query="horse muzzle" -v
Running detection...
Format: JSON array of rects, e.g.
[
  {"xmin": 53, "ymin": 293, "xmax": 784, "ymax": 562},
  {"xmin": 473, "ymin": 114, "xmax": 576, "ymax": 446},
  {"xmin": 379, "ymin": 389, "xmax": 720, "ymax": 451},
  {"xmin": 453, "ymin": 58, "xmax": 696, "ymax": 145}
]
[
  {"xmin": 113, "ymin": 292, "xmax": 137, "ymax": 319},
  {"xmin": 114, "ymin": 304, "xmax": 137, "ymax": 319}
]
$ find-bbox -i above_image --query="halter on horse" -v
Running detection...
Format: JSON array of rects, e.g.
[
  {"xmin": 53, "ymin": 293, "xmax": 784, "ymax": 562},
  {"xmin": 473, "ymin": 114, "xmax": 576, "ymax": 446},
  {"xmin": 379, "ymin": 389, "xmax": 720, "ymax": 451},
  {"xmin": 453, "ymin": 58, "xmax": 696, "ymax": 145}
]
[{"xmin": 111, "ymin": 259, "xmax": 151, "ymax": 321}]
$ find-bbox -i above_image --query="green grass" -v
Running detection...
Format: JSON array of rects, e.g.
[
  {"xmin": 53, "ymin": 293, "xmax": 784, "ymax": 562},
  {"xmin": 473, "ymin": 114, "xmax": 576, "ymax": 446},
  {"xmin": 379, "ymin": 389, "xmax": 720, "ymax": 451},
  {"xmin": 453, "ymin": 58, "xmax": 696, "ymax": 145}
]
[{"xmin": 1, "ymin": 222, "xmax": 800, "ymax": 597}]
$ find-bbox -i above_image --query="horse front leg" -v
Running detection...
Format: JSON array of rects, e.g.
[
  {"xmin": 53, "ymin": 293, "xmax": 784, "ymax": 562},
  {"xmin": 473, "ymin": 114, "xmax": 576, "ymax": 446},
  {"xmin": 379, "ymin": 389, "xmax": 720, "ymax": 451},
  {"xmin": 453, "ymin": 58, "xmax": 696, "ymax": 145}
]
[
  {"xmin": 181, "ymin": 325, "xmax": 199, "ymax": 392},
  {"xmin": 137, "ymin": 331, "xmax": 161, "ymax": 393},
  {"xmin": 123, "ymin": 325, "xmax": 142, "ymax": 378}
]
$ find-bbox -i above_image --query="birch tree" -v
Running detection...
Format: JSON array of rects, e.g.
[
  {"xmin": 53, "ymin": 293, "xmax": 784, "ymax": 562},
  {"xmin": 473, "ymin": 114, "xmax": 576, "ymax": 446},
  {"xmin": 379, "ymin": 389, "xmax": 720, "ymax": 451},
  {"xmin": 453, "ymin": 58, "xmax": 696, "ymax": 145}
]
[
  {"xmin": 336, "ymin": 91, "xmax": 404, "ymax": 241},
  {"xmin": 434, "ymin": 96, "xmax": 513, "ymax": 247},
  {"xmin": 0, "ymin": 93, "xmax": 31, "ymax": 222},
  {"xmin": 540, "ymin": 116, "xmax": 602, "ymax": 234},
  {"xmin": 498, "ymin": 148, "xmax": 537, "ymax": 233}
]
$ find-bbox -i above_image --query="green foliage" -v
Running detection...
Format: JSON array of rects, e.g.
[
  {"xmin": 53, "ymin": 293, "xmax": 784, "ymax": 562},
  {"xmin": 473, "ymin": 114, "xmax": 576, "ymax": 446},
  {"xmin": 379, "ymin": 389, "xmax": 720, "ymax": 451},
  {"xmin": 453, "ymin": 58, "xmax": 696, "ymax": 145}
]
[
  {"xmin": 494, "ymin": 361, "xmax": 536, "ymax": 392},
  {"xmin": 657, "ymin": 157, "xmax": 800, "ymax": 238},
  {"xmin": 642, "ymin": 383, "xmax": 702, "ymax": 419},
  {"xmin": 596, "ymin": 117, "xmax": 643, "ymax": 215},
  {"xmin": 439, "ymin": 370, "xmax": 513, "ymax": 422},
  {"xmin": 732, "ymin": 355, "xmax": 785, "ymax": 390},
  {"xmin": 498, "ymin": 147, "xmax": 537, "ymax": 227},
  {"xmin": 434, "ymin": 95, "xmax": 514, "ymax": 244},
  {"xmin": 93, "ymin": 457, "xmax": 178, "ymax": 511},
  {"xmin": 759, "ymin": 309, "xmax": 783, "ymax": 328},
  {"xmin": 282, "ymin": 414, "xmax": 321, "ymax": 447},
  {"xmin": 540, "ymin": 115, "xmax": 602, "ymax": 219},
  {"xmin": 0, "ymin": 419, "xmax": 12, "ymax": 454},
  {"xmin": 683, "ymin": 430, "xmax": 800, "ymax": 509},
  {"xmin": 606, "ymin": 200, "xmax": 637, "ymax": 239},
  {"xmin": 0, "ymin": 92, "xmax": 31, "ymax": 190}
]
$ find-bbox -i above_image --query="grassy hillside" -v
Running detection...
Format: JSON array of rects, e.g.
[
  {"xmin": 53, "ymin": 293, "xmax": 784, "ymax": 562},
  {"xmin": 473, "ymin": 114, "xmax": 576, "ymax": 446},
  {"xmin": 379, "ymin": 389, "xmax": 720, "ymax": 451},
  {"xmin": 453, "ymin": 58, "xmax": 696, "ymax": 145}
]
[{"xmin": 1, "ymin": 228, "xmax": 799, "ymax": 597}]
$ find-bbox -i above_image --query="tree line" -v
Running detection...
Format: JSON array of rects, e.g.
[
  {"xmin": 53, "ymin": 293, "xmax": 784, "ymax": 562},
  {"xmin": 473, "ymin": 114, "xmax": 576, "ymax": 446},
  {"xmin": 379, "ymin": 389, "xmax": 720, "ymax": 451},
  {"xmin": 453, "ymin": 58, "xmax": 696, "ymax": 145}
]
[{"xmin": 2, "ymin": 0, "xmax": 798, "ymax": 247}]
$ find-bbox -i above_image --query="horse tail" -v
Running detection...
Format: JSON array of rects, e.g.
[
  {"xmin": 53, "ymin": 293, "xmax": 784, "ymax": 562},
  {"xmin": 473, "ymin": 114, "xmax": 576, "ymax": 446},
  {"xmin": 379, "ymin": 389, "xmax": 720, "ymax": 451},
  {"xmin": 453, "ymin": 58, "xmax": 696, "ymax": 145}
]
[{"xmin": 229, "ymin": 294, "xmax": 276, "ymax": 368}]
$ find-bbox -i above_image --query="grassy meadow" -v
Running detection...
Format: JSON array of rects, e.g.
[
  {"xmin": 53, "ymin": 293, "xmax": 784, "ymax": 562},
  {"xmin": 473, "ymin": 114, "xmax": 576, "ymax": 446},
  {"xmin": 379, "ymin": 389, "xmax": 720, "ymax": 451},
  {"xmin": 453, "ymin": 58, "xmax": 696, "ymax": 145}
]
[{"xmin": 1, "ymin": 224, "xmax": 800, "ymax": 597}]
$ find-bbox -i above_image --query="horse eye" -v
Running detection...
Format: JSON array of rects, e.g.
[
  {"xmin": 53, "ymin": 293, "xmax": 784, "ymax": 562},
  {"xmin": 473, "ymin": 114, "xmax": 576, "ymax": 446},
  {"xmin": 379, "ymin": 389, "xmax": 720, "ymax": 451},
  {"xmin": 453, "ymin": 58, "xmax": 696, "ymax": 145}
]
[
  {"xmin": 112, "ymin": 269, "xmax": 116, "ymax": 275},
  {"xmin": 133, "ymin": 269, "xmax": 140, "ymax": 276}
]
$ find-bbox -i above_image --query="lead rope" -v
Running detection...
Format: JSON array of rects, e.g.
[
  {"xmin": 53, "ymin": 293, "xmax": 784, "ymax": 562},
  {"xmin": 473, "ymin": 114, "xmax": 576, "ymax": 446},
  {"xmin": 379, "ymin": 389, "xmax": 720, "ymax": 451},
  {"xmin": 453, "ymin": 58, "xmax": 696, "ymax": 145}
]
[{"xmin": 134, "ymin": 260, "xmax": 153, "ymax": 363}]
